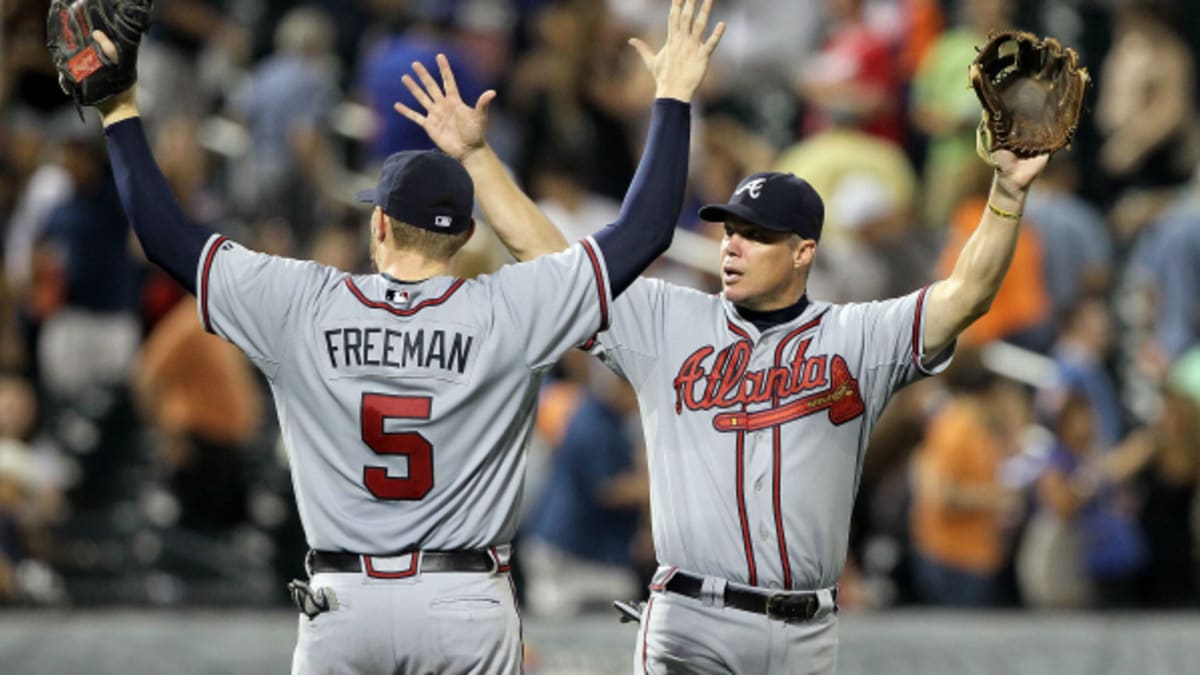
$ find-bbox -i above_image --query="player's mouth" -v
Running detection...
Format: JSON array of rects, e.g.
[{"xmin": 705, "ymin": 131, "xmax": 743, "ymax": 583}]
[{"xmin": 722, "ymin": 266, "xmax": 743, "ymax": 285}]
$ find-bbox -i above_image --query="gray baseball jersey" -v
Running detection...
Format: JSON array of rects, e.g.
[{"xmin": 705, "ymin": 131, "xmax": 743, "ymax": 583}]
[
  {"xmin": 195, "ymin": 233, "xmax": 611, "ymax": 553},
  {"xmin": 590, "ymin": 280, "xmax": 951, "ymax": 591}
]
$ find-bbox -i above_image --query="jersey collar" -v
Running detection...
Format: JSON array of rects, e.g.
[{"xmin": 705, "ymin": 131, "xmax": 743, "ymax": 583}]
[{"xmin": 722, "ymin": 293, "xmax": 824, "ymax": 339}]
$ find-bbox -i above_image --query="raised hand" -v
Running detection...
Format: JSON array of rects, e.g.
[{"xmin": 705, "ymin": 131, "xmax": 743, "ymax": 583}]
[
  {"xmin": 394, "ymin": 54, "xmax": 497, "ymax": 161},
  {"xmin": 629, "ymin": 0, "xmax": 726, "ymax": 102},
  {"xmin": 990, "ymin": 149, "xmax": 1050, "ymax": 194}
]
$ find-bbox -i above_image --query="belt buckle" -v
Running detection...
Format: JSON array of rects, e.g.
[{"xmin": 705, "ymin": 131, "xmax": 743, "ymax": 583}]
[{"xmin": 765, "ymin": 592, "xmax": 811, "ymax": 624}]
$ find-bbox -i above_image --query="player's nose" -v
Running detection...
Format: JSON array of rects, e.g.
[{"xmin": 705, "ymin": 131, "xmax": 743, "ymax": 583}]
[{"xmin": 722, "ymin": 234, "xmax": 744, "ymax": 257}]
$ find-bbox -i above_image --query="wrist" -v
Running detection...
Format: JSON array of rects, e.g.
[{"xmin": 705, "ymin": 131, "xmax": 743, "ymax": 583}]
[
  {"xmin": 654, "ymin": 86, "xmax": 693, "ymax": 103},
  {"xmin": 460, "ymin": 143, "xmax": 496, "ymax": 171},
  {"xmin": 989, "ymin": 175, "xmax": 1028, "ymax": 212},
  {"xmin": 98, "ymin": 88, "xmax": 140, "ymax": 127}
]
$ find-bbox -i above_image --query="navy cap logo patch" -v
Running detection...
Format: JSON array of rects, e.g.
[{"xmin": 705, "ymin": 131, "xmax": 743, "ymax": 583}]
[{"xmin": 735, "ymin": 177, "xmax": 766, "ymax": 199}]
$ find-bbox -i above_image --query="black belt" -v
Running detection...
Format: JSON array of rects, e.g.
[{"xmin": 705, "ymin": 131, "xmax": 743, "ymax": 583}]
[
  {"xmin": 308, "ymin": 549, "xmax": 497, "ymax": 575},
  {"xmin": 664, "ymin": 571, "xmax": 835, "ymax": 623}
]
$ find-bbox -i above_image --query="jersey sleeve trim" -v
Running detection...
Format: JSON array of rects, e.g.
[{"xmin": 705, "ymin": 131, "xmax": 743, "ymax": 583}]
[
  {"xmin": 911, "ymin": 283, "xmax": 954, "ymax": 376},
  {"xmin": 344, "ymin": 277, "xmax": 466, "ymax": 316},
  {"xmin": 199, "ymin": 234, "xmax": 229, "ymax": 335},
  {"xmin": 580, "ymin": 238, "xmax": 609, "ymax": 332}
]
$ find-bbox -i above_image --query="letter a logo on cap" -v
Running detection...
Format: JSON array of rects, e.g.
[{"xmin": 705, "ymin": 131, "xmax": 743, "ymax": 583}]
[{"xmin": 735, "ymin": 177, "xmax": 767, "ymax": 199}]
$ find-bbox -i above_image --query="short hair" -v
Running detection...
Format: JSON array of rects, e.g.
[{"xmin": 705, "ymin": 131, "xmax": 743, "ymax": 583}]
[{"xmin": 387, "ymin": 215, "xmax": 471, "ymax": 261}]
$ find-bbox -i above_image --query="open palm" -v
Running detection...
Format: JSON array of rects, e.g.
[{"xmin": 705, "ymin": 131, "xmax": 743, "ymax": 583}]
[{"xmin": 394, "ymin": 54, "xmax": 496, "ymax": 160}]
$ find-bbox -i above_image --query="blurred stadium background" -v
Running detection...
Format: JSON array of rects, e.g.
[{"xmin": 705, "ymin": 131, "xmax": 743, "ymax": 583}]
[{"xmin": 3, "ymin": 0, "xmax": 1200, "ymax": 671}]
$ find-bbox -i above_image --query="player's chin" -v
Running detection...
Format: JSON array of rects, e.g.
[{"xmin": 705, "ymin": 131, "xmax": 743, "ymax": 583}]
[{"xmin": 721, "ymin": 280, "xmax": 750, "ymax": 303}]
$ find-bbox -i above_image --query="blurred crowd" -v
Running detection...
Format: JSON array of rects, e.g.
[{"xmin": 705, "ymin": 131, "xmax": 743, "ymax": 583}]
[{"xmin": 1, "ymin": 0, "xmax": 1199, "ymax": 613}]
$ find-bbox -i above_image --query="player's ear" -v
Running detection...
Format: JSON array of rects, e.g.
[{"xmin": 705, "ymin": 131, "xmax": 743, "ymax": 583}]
[
  {"xmin": 793, "ymin": 238, "xmax": 816, "ymax": 270},
  {"xmin": 465, "ymin": 219, "xmax": 476, "ymax": 242},
  {"xmin": 373, "ymin": 208, "xmax": 388, "ymax": 243}
]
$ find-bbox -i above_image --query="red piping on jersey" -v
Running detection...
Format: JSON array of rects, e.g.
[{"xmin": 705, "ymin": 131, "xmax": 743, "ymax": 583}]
[
  {"xmin": 200, "ymin": 236, "xmax": 228, "ymax": 334},
  {"xmin": 727, "ymin": 320, "xmax": 752, "ymax": 342},
  {"xmin": 488, "ymin": 546, "xmax": 512, "ymax": 573},
  {"xmin": 362, "ymin": 552, "xmax": 419, "ymax": 579},
  {"xmin": 580, "ymin": 239, "xmax": 609, "ymax": 331},
  {"xmin": 344, "ymin": 277, "xmax": 465, "ymax": 316},
  {"xmin": 911, "ymin": 284, "xmax": 930, "ymax": 371},
  {"xmin": 648, "ymin": 566, "xmax": 677, "ymax": 592},
  {"xmin": 641, "ymin": 595, "xmax": 656, "ymax": 674},
  {"xmin": 726, "ymin": 321, "xmax": 756, "ymax": 585},
  {"xmin": 734, "ymin": 412, "xmax": 758, "ymax": 586},
  {"xmin": 768, "ymin": 323, "xmax": 817, "ymax": 592}
]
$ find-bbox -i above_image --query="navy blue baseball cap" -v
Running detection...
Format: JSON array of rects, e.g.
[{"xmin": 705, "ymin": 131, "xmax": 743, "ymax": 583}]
[
  {"xmin": 699, "ymin": 172, "xmax": 824, "ymax": 241},
  {"xmin": 356, "ymin": 150, "xmax": 474, "ymax": 234}
]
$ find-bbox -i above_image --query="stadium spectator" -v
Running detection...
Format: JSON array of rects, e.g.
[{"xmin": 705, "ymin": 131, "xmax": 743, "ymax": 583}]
[
  {"xmin": 1095, "ymin": 1, "xmax": 1200, "ymax": 198},
  {"xmin": 1135, "ymin": 385, "xmax": 1200, "ymax": 608},
  {"xmin": 522, "ymin": 369, "xmax": 645, "ymax": 618},
  {"xmin": 910, "ymin": 0, "xmax": 1016, "ymax": 227},
  {"xmin": 133, "ymin": 298, "xmax": 262, "ymax": 533},
  {"xmin": 910, "ymin": 355, "xmax": 1023, "ymax": 607},
  {"xmin": 805, "ymin": 171, "xmax": 934, "ymax": 304},
  {"xmin": 1022, "ymin": 154, "xmax": 1114, "ymax": 333},
  {"xmin": 227, "ymin": 5, "xmax": 341, "ymax": 246},
  {"xmin": 356, "ymin": 4, "xmax": 485, "ymax": 160},
  {"xmin": 1039, "ymin": 297, "xmax": 1125, "ymax": 449},
  {"xmin": 799, "ymin": 0, "xmax": 903, "ymax": 144},
  {"xmin": 1025, "ymin": 393, "xmax": 1148, "ymax": 609}
]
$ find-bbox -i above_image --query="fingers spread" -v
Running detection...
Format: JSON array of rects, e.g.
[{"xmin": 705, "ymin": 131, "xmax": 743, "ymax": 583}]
[
  {"xmin": 412, "ymin": 61, "xmax": 443, "ymax": 101},
  {"xmin": 393, "ymin": 101, "xmax": 425, "ymax": 125},
  {"xmin": 474, "ymin": 89, "xmax": 497, "ymax": 113},
  {"xmin": 628, "ymin": 37, "xmax": 655, "ymax": 68},
  {"xmin": 436, "ymin": 54, "xmax": 459, "ymax": 100},
  {"xmin": 704, "ymin": 21, "xmax": 726, "ymax": 54},
  {"xmin": 679, "ymin": 0, "xmax": 695, "ymax": 34},
  {"xmin": 693, "ymin": 0, "xmax": 713, "ymax": 37},
  {"xmin": 401, "ymin": 74, "xmax": 434, "ymax": 110},
  {"xmin": 668, "ymin": 0, "xmax": 682, "ymax": 33}
]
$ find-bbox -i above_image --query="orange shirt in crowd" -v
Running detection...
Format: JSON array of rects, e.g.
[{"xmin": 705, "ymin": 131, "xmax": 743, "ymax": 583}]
[
  {"xmin": 134, "ymin": 299, "xmax": 262, "ymax": 446},
  {"xmin": 910, "ymin": 400, "xmax": 1005, "ymax": 573},
  {"xmin": 937, "ymin": 196, "xmax": 1050, "ymax": 345}
]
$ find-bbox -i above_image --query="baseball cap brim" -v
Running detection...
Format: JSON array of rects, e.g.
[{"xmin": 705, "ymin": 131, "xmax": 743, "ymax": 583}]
[
  {"xmin": 355, "ymin": 188, "xmax": 379, "ymax": 205},
  {"xmin": 697, "ymin": 203, "xmax": 792, "ymax": 233}
]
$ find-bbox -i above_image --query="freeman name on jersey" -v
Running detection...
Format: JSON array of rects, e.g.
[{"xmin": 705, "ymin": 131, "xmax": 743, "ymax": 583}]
[{"xmin": 323, "ymin": 325, "xmax": 474, "ymax": 376}]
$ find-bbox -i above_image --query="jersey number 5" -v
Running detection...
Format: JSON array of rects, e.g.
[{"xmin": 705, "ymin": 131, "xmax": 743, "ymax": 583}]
[{"xmin": 361, "ymin": 393, "xmax": 433, "ymax": 500}]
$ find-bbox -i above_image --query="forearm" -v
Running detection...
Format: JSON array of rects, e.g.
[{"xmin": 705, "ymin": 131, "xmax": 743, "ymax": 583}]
[
  {"xmin": 461, "ymin": 145, "xmax": 568, "ymax": 261},
  {"xmin": 101, "ymin": 98, "xmax": 213, "ymax": 293},
  {"xmin": 593, "ymin": 99, "xmax": 691, "ymax": 296},
  {"xmin": 926, "ymin": 175, "xmax": 1026, "ymax": 349}
]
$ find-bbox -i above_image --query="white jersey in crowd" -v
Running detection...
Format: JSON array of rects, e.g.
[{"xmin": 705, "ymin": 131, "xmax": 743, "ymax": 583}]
[
  {"xmin": 590, "ymin": 279, "xmax": 951, "ymax": 591},
  {"xmin": 195, "ymin": 234, "xmax": 611, "ymax": 554}
]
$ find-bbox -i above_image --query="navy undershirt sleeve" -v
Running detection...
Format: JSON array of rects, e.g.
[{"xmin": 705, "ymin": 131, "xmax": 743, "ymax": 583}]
[
  {"xmin": 104, "ymin": 117, "xmax": 214, "ymax": 294},
  {"xmin": 593, "ymin": 99, "xmax": 690, "ymax": 296}
]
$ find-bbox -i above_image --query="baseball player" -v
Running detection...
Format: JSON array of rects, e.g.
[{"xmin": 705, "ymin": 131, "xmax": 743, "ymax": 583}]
[
  {"xmin": 410, "ymin": 53, "xmax": 1052, "ymax": 675},
  {"xmin": 66, "ymin": 0, "xmax": 725, "ymax": 671}
]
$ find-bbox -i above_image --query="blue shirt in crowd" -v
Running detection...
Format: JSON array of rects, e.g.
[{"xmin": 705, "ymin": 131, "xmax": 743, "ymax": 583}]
[{"xmin": 526, "ymin": 395, "xmax": 640, "ymax": 567}]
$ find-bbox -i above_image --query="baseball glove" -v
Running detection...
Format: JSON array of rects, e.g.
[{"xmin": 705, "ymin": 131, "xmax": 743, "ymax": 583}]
[
  {"xmin": 46, "ymin": 0, "xmax": 152, "ymax": 107},
  {"xmin": 969, "ymin": 30, "xmax": 1090, "ymax": 159}
]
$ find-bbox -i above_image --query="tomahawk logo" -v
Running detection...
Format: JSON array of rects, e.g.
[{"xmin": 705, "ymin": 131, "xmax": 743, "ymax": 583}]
[{"xmin": 734, "ymin": 177, "xmax": 767, "ymax": 199}]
